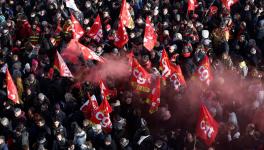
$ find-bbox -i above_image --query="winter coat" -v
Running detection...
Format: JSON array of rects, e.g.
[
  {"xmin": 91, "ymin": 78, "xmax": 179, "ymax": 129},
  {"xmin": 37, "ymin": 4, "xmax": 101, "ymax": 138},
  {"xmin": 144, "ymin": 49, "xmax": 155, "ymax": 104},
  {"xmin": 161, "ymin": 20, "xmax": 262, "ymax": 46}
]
[
  {"xmin": 52, "ymin": 138, "xmax": 68, "ymax": 150},
  {"xmin": 73, "ymin": 130, "xmax": 87, "ymax": 146},
  {"xmin": 0, "ymin": 143, "xmax": 8, "ymax": 150}
]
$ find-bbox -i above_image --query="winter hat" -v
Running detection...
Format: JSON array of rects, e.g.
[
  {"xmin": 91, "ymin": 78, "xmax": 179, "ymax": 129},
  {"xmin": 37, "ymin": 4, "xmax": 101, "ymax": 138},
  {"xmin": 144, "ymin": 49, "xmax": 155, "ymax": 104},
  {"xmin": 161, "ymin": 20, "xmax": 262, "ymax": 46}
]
[
  {"xmin": 111, "ymin": 100, "xmax": 120, "ymax": 107},
  {"xmin": 202, "ymin": 30, "xmax": 209, "ymax": 39},
  {"xmin": 175, "ymin": 33, "xmax": 182, "ymax": 40},
  {"xmin": 14, "ymin": 108, "xmax": 22, "ymax": 117},
  {"xmin": 105, "ymin": 135, "xmax": 112, "ymax": 142},
  {"xmin": 92, "ymin": 124, "xmax": 102, "ymax": 131},
  {"xmin": 38, "ymin": 93, "xmax": 45, "ymax": 101},
  {"xmin": 0, "ymin": 117, "xmax": 9, "ymax": 126},
  {"xmin": 228, "ymin": 112, "xmax": 238, "ymax": 127},
  {"xmin": 203, "ymin": 39, "xmax": 211, "ymax": 46},
  {"xmin": 37, "ymin": 136, "xmax": 46, "ymax": 144},
  {"xmin": 120, "ymin": 138, "xmax": 129, "ymax": 148}
]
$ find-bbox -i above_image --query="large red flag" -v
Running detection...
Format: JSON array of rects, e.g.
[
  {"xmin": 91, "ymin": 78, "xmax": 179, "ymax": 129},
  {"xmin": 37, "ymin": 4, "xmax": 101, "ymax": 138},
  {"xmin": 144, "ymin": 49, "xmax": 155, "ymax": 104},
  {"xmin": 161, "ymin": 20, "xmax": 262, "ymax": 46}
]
[
  {"xmin": 119, "ymin": 0, "xmax": 134, "ymax": 29},
  {"xmin": 54, "ymin": 51, "xmax": 73, "ymax": 78},
  {"xmin": 188, "ymin": 0, "xmax": 197, "ymax": 11},
  {"xmin": 70, "ymin": 14, "xmax": 84, "ymax": 40},
  {"xmin": 90, "ymin": 98, "xmax": 112, "ymax": 132},
  {"xmin": 87, "ymin": 15, "xmax": 103, "ymax": 42},
  {"xmin": 159, "ymin": 49, "xmax": 172, "ymax": 79},
  {"xmin": 78, "ymin": 42, "xmax": 105, "ymax": 63},
  {"xmin": 169, "ymin": 65, "xmax": 187, "ymax": 92},
  {"xmin": 61, "ymin": 39, "xmax": 104, "ymax": 64},
  {"xmin": 6, "ymin": 68, "xmax": 19, "ymax": 104},
  {"xmin": 61, "ymin": 39, "xmax": 82, "ymax": 64},
  {"xmin": 80, "ymin": 95, "xmax": 99, "ymax": 119},
  {"xmin": 143, "ymin": 17, "xmax": 157, "ymax": 51},
  {"xmin": 148, "ymin": 77, "xmax": 161, "ymax": 114},
  {"xmin": 221, "ymin": 0, "xmax": 238, "ymax": 11},
  {"xmin": 194, "ymin": 55, "xmax": 213, "ymax": 85},
  {"xmin": 114, "ymin": 20, "xmax": 129, "ymax": 48},
  {"xmin": 131, "ymin": 58, "xmax": 151, "ymax": 93},
  {"xmin": 196, "ymin": 104, "xmax": 219, "ymax": 146}
]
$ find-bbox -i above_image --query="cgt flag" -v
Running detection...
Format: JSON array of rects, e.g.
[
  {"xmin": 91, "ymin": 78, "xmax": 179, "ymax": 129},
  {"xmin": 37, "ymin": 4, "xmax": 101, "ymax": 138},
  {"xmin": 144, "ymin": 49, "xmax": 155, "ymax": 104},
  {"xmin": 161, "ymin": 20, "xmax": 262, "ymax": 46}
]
[
  {"xmin": 70, "ymin": 13, "xmax": 84, "ymax": 40},
  {"xmin": 196, "ymin": 104, "xmax": 219, "ymax": 146},
  {"xmin": 87, "ymin": 15, "xmax": 103, "ymax": 42},
  {"xmin": 80, "ymin": 95, "xmax": 99, "ymax": 119},
  {"xmin": 54, "ymin": 51, "xmax": 73, "ymax": 78},
  {"xmin": 90, "ymin": 97, "xmax": 113, "ymax": 133},
  {"xmin": 114, "ymin": 20, "xmax": 129, "ymax": 48},
  {"xmin": 143, "ymin": 16, "xmax": 157, "ymax": 51},
  {"xmin": 6, "ymin": 68, "xmax": 20, "ymax": 104},
  {"xmin": 221, "ymin": 0, "xmax": 238, "ymax": 11},
  {"xmin": 169, "ymin": 64, "xmax": 186, "ymax": 92},
  {"xmin": 148, "ymin": 77, "xmax": 161, "ymax": 114},
  {"xmin": 194, "ymin": 55, "xmax": 213, "ymax": 85},
  {"xmin": 188, "ymin": 0, "xmax": 197, "ymax": 11},
  {"xmin": 119, "ymin": 0, "xmax": 135, "ymax": 29},
  {"xmin": 131, "ymin": 58, "xmax": 151, "ymax": 93},
  {"xmin": 100, "ymin": 80, "xmax": 117, "ymax": 101}
]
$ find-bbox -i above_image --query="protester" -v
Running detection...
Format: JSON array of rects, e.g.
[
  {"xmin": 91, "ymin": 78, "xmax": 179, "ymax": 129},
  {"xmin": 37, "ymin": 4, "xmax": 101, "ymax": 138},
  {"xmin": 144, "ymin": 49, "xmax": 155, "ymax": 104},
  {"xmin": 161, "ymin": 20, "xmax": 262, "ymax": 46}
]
[{"xmin": 0, "ymin": 0, "xmax": 263, "ymax": 150}]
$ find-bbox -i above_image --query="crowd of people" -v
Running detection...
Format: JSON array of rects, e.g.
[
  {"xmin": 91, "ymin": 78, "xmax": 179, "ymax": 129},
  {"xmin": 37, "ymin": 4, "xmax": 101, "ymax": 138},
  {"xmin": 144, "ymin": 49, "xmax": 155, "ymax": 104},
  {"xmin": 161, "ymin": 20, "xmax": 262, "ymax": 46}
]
[{"xmin": 0, "ymin": 0, "xmax": 264, "ymax": 150}]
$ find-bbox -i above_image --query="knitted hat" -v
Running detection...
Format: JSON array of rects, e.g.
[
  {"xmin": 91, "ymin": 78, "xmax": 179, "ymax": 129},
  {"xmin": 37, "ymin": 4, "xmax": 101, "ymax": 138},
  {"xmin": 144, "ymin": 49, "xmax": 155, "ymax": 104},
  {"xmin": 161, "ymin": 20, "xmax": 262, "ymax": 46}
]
[{"xmin": 0, "ymin": 117, "xmax": 9, "ymax": 126}]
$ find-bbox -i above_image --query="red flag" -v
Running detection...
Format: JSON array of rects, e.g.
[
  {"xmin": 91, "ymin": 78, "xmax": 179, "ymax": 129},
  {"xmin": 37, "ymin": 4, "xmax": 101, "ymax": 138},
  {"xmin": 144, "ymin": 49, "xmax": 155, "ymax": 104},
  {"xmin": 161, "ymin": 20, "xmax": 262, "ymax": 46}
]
[
  {"xmin": 188, "ymin": 0, "xmax": 197, "ymax": 11},
  {"xmin": 80, "ymin": 95, "xmax": 99, "ymax": 119},
  {"xmin": 114, "ymin": 20, "xmax": 129, "ymax": 48},
  {"xmin": 126, "ymin": 51, "xmax": 134, "ymax": 72},
  {"xmin": 196, "ymin": 104, "xmax": 219, "ymax": 146},
  {"xmin": 131, "ymin": 58, "xmax": 151, "ymax": 93},
  {"xmin": 100, "ymin": 80, "xmax": 116, "ymax": 101},
  {"xmin": 159, "ymin": 49, "xmax": 172, "ymax": 79},
  {"xmin": 119, "ymin": 0, "xmax": 134, "ymax": 29},
  {"xmin": 55, "ymin": 20, "xmax": 62, "ymax": 34},
  {"xmin": 6, "ymin": 68, "xmax": 19, "ymax": 104},
  {"xmin": 78, "ymin": 42, "xmax": 105, "ymax": 63},
  {"xmin": 194, "ymin": 55, "xmax": 213, "ymax": 85},
  {"xmin": 90, "ymin": 98, "xmax": 112, "ymax": 132},
  {"xmin": 143, "ymin": 17, "xmax": 157, "ymax": 51},
  {"xmin": 70, "ymin": 14, "xmax": 84, "ymax": 40},
  {"xmin": 221, "ymin": 0, "xmax": 238, "ymax": 11},
  {"xmin": 169, "ymin": 65, "xmax": 187, "ymax": 92},
  {"xmin": 148, "ymin": 77, "xmax": 161, "ymax": 113},
  {"xmin": 54, "ymin": 51, "xmax": 73, "ymax": 78},
  {"xmin": 87, "ymin": 15, "xmax": 103, "ymax": 42},
  {"xmin": 61, "ymin": 39, "xmax": 82, "ymax": 64}
]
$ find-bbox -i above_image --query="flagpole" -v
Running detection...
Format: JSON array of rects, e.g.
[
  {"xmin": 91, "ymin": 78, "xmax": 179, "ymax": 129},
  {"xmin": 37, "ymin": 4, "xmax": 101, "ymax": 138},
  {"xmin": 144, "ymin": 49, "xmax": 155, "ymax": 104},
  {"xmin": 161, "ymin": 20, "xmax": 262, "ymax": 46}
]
[{"xmin": 202, "ymin": 0, "xmax": 216, "ymax": 23}]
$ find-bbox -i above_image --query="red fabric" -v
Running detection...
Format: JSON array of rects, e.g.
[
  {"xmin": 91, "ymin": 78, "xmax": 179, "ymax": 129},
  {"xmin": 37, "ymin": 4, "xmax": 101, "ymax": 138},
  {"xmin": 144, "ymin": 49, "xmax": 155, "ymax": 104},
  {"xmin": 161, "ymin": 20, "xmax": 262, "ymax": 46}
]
[
  {"xmin": 188, "ymin": 0, "xmax": 197, "ymax": 11},
  {"xmin": 90, "ymin": 97, "xmax": 112, "ymax": 132},
  {"xmin": 61, "ymin": 39, "xmax": 82, "ymax": 64},
  {"xmin": 54, "ymin": 51, "xmax": 73, "ymax": 78},
  {"xmin": 100, "ymin": 80, "xmax": 116, "ymax": 100},
  {"xmin": 131, "ymin": 58, "xmax": 151, "ymax": 93},
  {"xmin": 209, "ymin": 6, "xmax": 218, "ymax": 16},
  {"xmin": 196, "ymin": 104, "xmax": 219, "ymax": 146},
  {"xmin": 143, "ymin": 16, "xmax": 157, "ymax": 51},
  {"xmin": 87, "ymin": 14, "xmax": 103, "ymax": 42},
  {"xmin": 70, "ymin": 14, "xmax": 84, "ymax": 40},
  {"xmin": 80, "ymin": 95, "xmax": 99, "ymax": 119},
  {"xmin": 48, "ymin": 68, "xmax": 54, "ymax": 79},
  {"xmin": 169, "ymin": 64, "xmax": 187, "ymax": 91},
  {"xmin": 160, "ymin": 49, "xmax": 172, "ymax": 79},
  {"xmin": 221, "ymin": 0, "xmax": 238, "ymax": 11},
  {"xmin": 55, "ymin": 20, "xmax": 62, "ymax": 34},
  {"xmin": 18, "ymin": 20, "xmax": 32, "ymax": 38},
  {"xmin": 119, "ymin": 0, "xmax": 134, "ymax": 29},
  {"xmin": 194, "ymin": 55, "xmax": 213, "ymax": 85},
  {"xmin": 6, "ymin": 68, "xmax": 19, "ymax": 104},
  {"xmin": 114, "ymin": 20, "xmax": 129, "ymax": 48},
  {"xmin": 78, "ymin": 42, "xmax": 105, "ymax": 63},
  {"xmin": 148, "ymin": 77, "xmax": 161, "ymax": 113}
]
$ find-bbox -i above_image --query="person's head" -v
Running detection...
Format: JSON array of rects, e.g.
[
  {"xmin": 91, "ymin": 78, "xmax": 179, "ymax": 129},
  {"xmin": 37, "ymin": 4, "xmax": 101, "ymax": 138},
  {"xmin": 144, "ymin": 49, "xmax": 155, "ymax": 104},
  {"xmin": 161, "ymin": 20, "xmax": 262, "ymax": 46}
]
[
  {"xmin": 0, "ymin": 117, "xmax": 9, "ymax": 127},
  {"xmin": 120, "ymin": 138, "xmax": 129, "ymax": 148},
  {"xmin": 92, "ymin": 124, "xmax": 102, "ymax": 134},
  {"xmin": 186, "ymin": 132, "xmax": 193, "ymax": 142},
  {"xmin": 14, "ymin": 108, "xmax": 22, "ymax": 117},
  {"xmin": 104, "ymin": 135, "xmax": 112, "ymax": 145},
  {"xmin": 83, "ymin": 119, "xmax": 92, "ymax": 128},
  {"xmin": 53, "ymin": 119, "xmax": 60, "ymax": 128},
  {"xmin": 38, "ymin": 93, "xmax": 45, "ymax": 102},
  {"xmin": 28, "ymin": 74, "xmax": 35, "ymax": 83},
  {"xmin": 0, "ymin": 136, "xmax": 5, "ymax": 144},
  {"xmin": 56, "ymin": 133, "xmax": 63, "ymax": 141},
  {"xmin": 36, "ymin": 118, "xmax": 45, "ymax": 127}
]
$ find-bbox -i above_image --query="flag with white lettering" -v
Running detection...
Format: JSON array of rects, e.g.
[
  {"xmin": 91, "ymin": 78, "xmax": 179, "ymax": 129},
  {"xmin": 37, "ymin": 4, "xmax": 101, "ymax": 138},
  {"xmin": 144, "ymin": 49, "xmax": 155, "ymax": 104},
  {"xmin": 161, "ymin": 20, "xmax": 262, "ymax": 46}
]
[{"xmin": 196, "ymin": 104, "xmax": 219, "ymax": 146}]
